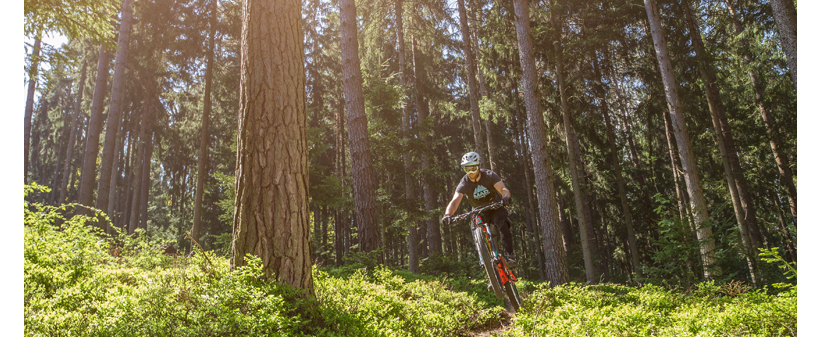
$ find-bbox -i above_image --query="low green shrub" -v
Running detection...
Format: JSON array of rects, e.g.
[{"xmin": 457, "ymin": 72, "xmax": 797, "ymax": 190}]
[
  {"xmin": 509, "ymin": 282, "xmax": 796, "ymax": 337},
  {"xmin": 24, "ymin": 189, "xmax": 505, "ymax": 336}
]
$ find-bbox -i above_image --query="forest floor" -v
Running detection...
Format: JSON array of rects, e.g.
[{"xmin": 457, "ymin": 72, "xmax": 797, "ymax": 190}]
[{"xmin": 467, "ymin": 310, "xmax": 514, "ymax": 337}]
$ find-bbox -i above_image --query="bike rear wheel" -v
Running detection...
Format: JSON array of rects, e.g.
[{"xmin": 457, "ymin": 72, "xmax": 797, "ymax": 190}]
[
  {"xmin": 474, "ymin": 228, "xmax": 504, "ymax": 299},
  {"xmin": 504, "ymin": 279, "xmax": 522, "ymax": 312}
]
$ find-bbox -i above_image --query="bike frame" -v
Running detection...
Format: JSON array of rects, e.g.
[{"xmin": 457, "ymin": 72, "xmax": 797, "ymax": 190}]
[{"xmin": 471, "ymin": 213, "xmax": 517, "ymax": 286}]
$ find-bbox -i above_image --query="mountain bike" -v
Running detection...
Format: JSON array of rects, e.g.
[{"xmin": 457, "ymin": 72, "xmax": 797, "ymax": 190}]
[{"xmin": 450, "ymin": 201, "xmax": 522, "ymax": 312}]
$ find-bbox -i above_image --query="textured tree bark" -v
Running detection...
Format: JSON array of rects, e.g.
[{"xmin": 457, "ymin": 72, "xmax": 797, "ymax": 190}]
[
  {"xmin": 229, "ymin": 0, "xmax": 314, "ymax": 294},
  {"xmin": 768, "ymin": 0, "xmax": 797, "ymax": 89},
  {"xmin": 340, "ymin": 0, "xmax": 383, "ymax": 262},
  {"xmin": 512, "ymin": 0, "xmax": 569, "ymax": 286},
  {"xmin": 59, "ymin": 60, "xmax": 88, "ymax": 204},
  {"xmin": 77, "ymin": 44, "xmax": 112, "ymax": 214},
  {"xmin": 24, "ymin": 31, "xmax": 42, "ymax": 185},
  {"xmin": 725, "ymin": 0, "xmax": 796, "ymax": 225},
  {"xmin": 456, "ymin": 0, "xmax": 485, "ymax": 163},
  {"xmin": 95, "ymin": 0, "xmax": 135, "ymax": 221},
  {"xmin": 191, "ymin": 0, "xmax": 218, "ymax": 245},
  {"xmin": 684, "ymin": 1, "xmax": 758, "ymax": 284},
  {"xmin": 645, "ymin": 0, "xmax": 717, "ymax": 278}
]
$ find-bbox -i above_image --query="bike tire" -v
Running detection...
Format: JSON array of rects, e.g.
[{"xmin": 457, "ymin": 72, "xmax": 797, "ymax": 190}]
[
  {"xmin": 504, "ymin": 279, "xmax": 522, "ymax": 312},
  {"xmin": 474, "ymin": 228, "xmax": 504, "ymax": 299}
]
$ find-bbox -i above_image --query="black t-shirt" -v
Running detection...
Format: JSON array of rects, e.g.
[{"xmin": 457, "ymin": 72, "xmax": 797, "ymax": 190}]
[{"xmin": 456, "ymin": 169, "xmax": 502, "ymax": 208}]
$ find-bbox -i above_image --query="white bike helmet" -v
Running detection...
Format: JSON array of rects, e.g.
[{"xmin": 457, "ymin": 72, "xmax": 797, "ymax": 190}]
[{"xmin": 460, "ymin": 151, "xmax": 481, "ymax": 167}]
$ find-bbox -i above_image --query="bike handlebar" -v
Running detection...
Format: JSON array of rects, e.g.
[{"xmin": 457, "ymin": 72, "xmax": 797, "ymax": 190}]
[{"xmin": 450, "ymin": 201, "xmax": 504, "ymax": 223}]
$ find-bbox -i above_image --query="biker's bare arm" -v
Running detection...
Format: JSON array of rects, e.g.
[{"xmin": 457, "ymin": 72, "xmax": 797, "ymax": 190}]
[
  {"xmin": 445, "ymin": 191, "xmax": 464, "ymax": 217},
  {"xmin": 494, "ymin": 181, "xmax": 511, "ymax": 200}
]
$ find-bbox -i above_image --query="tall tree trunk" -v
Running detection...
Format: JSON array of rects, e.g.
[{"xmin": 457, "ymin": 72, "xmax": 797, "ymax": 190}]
[
  {"xmin": 335, "ymin": 101, "xmax": 346, "ymax": 266},
  {"xmin": 598, "ymin": 66, "xmax": 641, "ymax": 279},
  {"xmin": 396, "ymin": 0, "xmax": 418, "ymax": 272},
  {"xmin": 768, "ymin": 0, "xmax": 797, "ymax": 88},
  {"xmin": 50, "ymin": 92, "xmax": 72, "ymax": 205},
  {"xmin": 511, "ymin": 102, "xmax": 545, "ymax": 280},
  {"xmin": 470, "ymin": 7, "xmax": 495, "ymax": 172},
  {"xmin": 725, "ymin": 0, "xmax": 796, "ymax": 225},
  {"xmin": 24, "ymin": 31, "xmax": 43, "ymax": 184},
  {"xmin": 340, "ymin": 0, "xmax": 383, "ymax": 262},
  {"xmin": 77, "ymin": 44, "xmax": 112, "ymax": 213},
  {"xmin": 512, "ymin": 0, "xmax": 569, "ymax": 286},
  {"xmin": 60, "ymin": 59, "xmax": 88, "ymax": 203},
  {"xmin": 553, "ymin": 20, "xmax": 596, "ymax": 283},
  {"xmin": 645, "ymin": 0, "xmax": 718, "ymax": 278},
  {"xmin": 456, "ymin": 0, "xmax": 485, "ymax": 162},
  {"xmin": 191, "ymin": 0, "xmax": 219, "ymax": 245},
  {"xmin": 684, "ymin": 1, "xmax": 759, "ymax": 284},
  {"xmin": 412, "ymin": 36, "xmax": 441, "ymax": 256},
  {"xmin": 139, "ymin": 132, "xmax": 153, "ymax": 230},
  {"xmin": 230, "ymin": 0, "xmax": 314, "ymax": 293},
  {"xmin": 95, "ymin": 0, "xmax": 135, "ymax": 222},
  {"xmin": 128, "ymin": 114, "xmax": 146, "ymax": 234}
]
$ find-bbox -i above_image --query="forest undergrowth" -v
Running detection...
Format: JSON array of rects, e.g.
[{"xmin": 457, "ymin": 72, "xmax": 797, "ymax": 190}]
[{"xmin": 25, "ymin": 186, "xmax": 796, "ymax": 337}]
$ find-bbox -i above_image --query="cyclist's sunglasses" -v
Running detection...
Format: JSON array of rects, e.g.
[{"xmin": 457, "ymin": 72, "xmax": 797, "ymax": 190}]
[{"xmin": 463, "ymin": 165, "xmax": 479, "ymax": 174}]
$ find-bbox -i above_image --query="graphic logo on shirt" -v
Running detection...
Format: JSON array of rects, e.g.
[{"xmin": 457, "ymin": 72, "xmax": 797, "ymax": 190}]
[{"xmin": 473, "ymin": 185, "xmax": 490, "ymax": 200}]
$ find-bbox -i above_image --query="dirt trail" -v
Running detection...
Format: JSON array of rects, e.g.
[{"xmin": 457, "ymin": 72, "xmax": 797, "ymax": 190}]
[{"xmin": 467, "ymin": 311, "xmax": 514, "ymax": 337}]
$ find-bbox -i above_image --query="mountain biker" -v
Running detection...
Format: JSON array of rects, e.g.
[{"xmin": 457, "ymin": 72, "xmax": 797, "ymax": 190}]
[{"xmin": 440, "ymin": 151, "xmax": 517, "ymax": 268}]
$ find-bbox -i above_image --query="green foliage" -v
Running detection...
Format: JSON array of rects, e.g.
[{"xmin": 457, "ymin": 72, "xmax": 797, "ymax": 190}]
[
  {"xmin": 25, "ymin": 194, "xmax": 507, "ymax": 336},
  {"xmin": 25, "ymin": 0, "xmax": 119, "ymax": 44},
  {"xmin": 315, "ymin": 266, "xmax": 503, "ymax": 337},
  {"xmin": 758, "ymin": 248, "xmax": 796, "ymax": 290},
  {"xmin": 510, "ymin": 282, "xmax": 796, "ymax": 337}
]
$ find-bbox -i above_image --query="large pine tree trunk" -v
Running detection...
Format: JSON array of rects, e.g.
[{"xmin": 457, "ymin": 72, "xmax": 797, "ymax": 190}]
[
  {"xmin": 230, "ymin": 0, "xmax": 314, "ymax": 293},
  {"xmin": 191, "ymin": 0, "xmax": 218, "ymax": 245},
  {"xmin": 645, "ymin": 0, "xmax": 718, "ymax": 278},
  {"xmin": 340, "ymin": 0, "xmax": 383, "ymax": 262},
  {"xmin": 512, "ymin": 0, "xmax": 569, "ymax": 286},
  {"xmin": 456, "ymin": 0, "xmax": 485, "ymax": 162},
  {"xmin": 95, "ymin": 0, "xmax": 135, "ymax": 220},
  {"xmin": 59, "ymin": 59, "xmax": 88, "ymax": 204},
  {"xmin": 725, "ymin": 0, "xmax": 796, "ymax": 225},
  {"xmin": 684, "ymin": 1, "xmax": 759, "ymax": 284},
  {"xmin": 77, "ymin": 44, "xmax": 112, "ymax": 212},
  {"xmin": 768, "ymin": 0, "xmax": 797, "ymax": 88},
  {"xmin": 24, "ymin": 32, "xmax": 42, "ymax": 185}
]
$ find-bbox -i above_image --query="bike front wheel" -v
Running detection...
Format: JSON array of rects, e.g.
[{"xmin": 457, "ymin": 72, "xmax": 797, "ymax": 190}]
[
  {"xmin": 504, "ymin": 279, "xmax": 522, "ymax": 312},
  {"xmin": 474, "ymin": 228, "xmax": 504, "ymax": 299}
]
